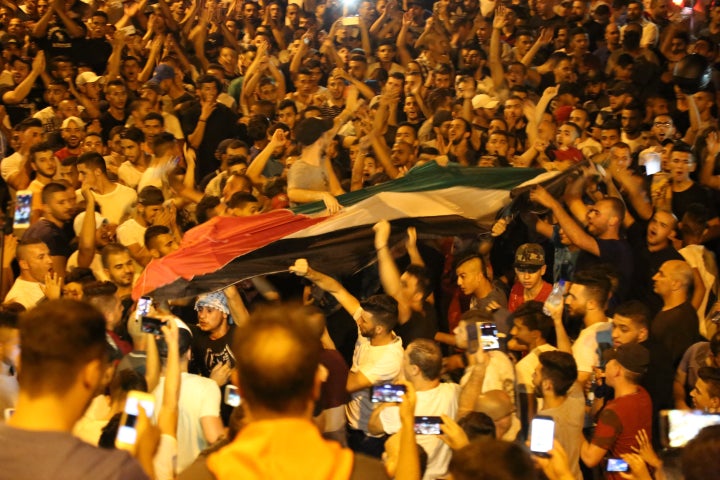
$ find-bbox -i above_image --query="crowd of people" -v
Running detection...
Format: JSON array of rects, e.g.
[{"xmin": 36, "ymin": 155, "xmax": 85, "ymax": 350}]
[{"xmin": 0, "ymin": 0, "xmax": 719, "ymax": 478}]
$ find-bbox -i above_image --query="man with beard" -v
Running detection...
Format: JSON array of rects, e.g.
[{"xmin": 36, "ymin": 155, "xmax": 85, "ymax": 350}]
[
  {"xmin": 138, "ymin": 82, "xmax": 184, "ymax": 146},
  {"xmin": 117, "ymin": 186, "xmax": 177, "ymax": 267},
  {"xmin": 27, "ymin": 142, "xmax": 58, "ymax": 224},
  {"xmin": 55, "ymin": 116, "xmax": 85, "ymax": 161},
  {"xmin": 2, "ymin": 118, "xmax": 44, "ymax": 192},
  {"xmin": 289, "ymin": 259, "xmax": 404, "ymax": 458},
  {"xmin": 532, "ymin": 351, "xmax": 585, "ymax": 480},
  {"xmin": 117, "ymin": 127, "xmax": 148, "ymax": 190},
  {"xmin": 77, "ymin": 151, "xmax": 137, "ymax": 225},
  {"xmin": 100, "ymin": 243, "xmax": 135, "ymax": 303},
  {"xmin": 620, "ymin": 103, "xmax": 645, "ymax": 153},
  {"xmin": 621, "ymin": 0, "xmax": 658, "ymax": 48},
  {"xmin": 99, "ymin": 79, "xmax": 129, "ymax": 143},
  {"xmin": 508, "ymin": 301, "xmax": 556, "ymax": 433},
  {"xmin": 22, "ymin": 182, "xmax": 75, "ymax": 275},
  {"xmin": 531, "ymin": 186, "xmax": 633, "ymax": 301}
]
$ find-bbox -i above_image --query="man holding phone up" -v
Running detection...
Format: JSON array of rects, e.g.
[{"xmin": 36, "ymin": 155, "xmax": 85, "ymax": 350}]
[
  {"xmin": 0, "ymin": 300, "xmax": 155, "ymax": 479},
  {"xmin": 290, "ymin": 259, "xmax": 404, "ymax": 458}
]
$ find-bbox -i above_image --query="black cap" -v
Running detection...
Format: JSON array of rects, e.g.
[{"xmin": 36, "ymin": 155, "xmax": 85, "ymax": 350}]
[
  {"xmin": 603, "ymin": 344, "xmax": 650, "ymax": 374},
  {"xmin": 294, "ymin": 117, "xmax": 333, "ymax": 146}
]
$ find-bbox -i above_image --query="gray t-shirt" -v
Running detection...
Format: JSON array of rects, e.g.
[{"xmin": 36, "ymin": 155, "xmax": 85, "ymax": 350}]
[
  {"xmin": 0, "ymin": 424, "xmax": 148, "ymax": 480},
  {"xmin": 287, "ymin": 159, "xmax": 330, "ymax": 206},
  {"xmin": 538, "ymin": 385, "xmax": 586, "ymax": 480}
]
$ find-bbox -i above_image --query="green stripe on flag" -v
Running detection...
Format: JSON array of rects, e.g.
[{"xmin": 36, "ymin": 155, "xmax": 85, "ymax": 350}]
[{"xmin": 291, "ymin": 162, "xmax": 545, "ymax": 215}]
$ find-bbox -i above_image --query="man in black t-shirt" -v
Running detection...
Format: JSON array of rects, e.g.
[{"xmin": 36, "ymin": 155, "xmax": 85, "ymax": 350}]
[{"xmin": 190, "ymin": 291, "xmax": 236, "ymax": 383}]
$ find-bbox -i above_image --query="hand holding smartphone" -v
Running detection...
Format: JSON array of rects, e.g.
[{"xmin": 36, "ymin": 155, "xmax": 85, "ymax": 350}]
[
  {"xmin": 116, "ymin": 391, "xmax": 155, "ymax": 451},
  {"xmin": 414, "ymin": 416, "xmax": 443, "ymax": 435}
]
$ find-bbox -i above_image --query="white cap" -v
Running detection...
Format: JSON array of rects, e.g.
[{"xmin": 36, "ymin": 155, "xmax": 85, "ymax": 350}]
[
  {"xmin": 61, "ymin": 116, "xmax": 85, "ymax": 129},
  {"xmin": 76, "ymin": 71, "xmax": 102, "ymax": 86},
  {"xmin": 73, "ymin": 211, "xmax": 108, "ymax": 236},
  {"xmin": 472, "ymin": 94, "xmax": 500, "ymax": 110}
]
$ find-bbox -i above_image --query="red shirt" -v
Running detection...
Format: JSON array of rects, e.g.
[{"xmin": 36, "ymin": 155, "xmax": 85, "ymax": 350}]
[{"xmin": 507, "ymin": 281, "xmax": 552, "ymax": 312}]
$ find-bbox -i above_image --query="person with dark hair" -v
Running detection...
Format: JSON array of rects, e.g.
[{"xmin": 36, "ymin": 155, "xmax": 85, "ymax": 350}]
[
  {"xmin": 99, "ymin": 79, "xmax": 129, "ymax": 143},
  {"xmin": 552, "ymin": 270, "xmax": 613, "ymax": 388},
  {"xmin": 83, "ymin": 280, "xmax": 131, "ymax": 356},
  {"xmin": 144, "ymin": 225, "xmax": 179, "ymax": 259},
  {"xmin": 454, "ymin": 254, "xmax": 508, "ymax": 313},
  {"xmin": 509, "ymin": 301, "xmax": 556, "ymax": 432},
  {"xmin": 27, "ymin": 140, "xmax": 58, "ymax": 224},
  {"xmin": 533, "ymin": 351, "xmax": 584, "ymax": 480},
  {"xmin": 669, "ymin": 141, "xmax": 720, "ymax": 233},
  {"xmin": 100, "ymin": 243, "xmax": 135, "ymax": 300},
  {"xmin": 178, "ymin": 303, "xmax": 393, "ymax": 479},
  {"xmin": 374, "ymin": 220, "xmax": 438, "ymax": 348},
  {"xmin": 368, "ymin": 338, "xmax": 459, "ymax": 478},
  {"xmin": 195, "ymin": 195, "xmax": 227, "ymax": 225},
  {"xmin": 226, "ymin": 192, "xmax": 260, "ymax": 217},
  {"xmin": 22, "ymin": 181, "xmax": 75, "ymax": 275},
  {"xmin": 117, "ymin": 186, "xmax": 177, "ymax": 267},
  {"xmin": 0, "ymin": 300, "xmax": 153, "ymax": 478},
  {"xmin": 530, "ymin": 185, "xmax": 633, "ymax": 301},
  {"xmin": 1, "ymin": 117, "xmax": 44, "ymax": 191},
  {"xmin": 181, "ymin": 75, "xmax": 240, "ymax": 182},
  {"xmin": 690, "ymin": 366, "xmax": 720, "ymax": 412},
  {"xmin": 456, "ymin": 411, "xmax": 496, "ymax": 441},
  {"xmin": 77, "ymin": 151, "xmax": 137, "ymax": 224},
  {"xmin": 449, "ymin": 437, "xmax": 537, "ymax": 480},
  {"xmin": 675, "ymin": 331, "xmax": 720, "ymax": 410},
  {"xmin": 682, "ymin": 424, "xmax": 720, "ymax": 480},
  {"xmin": 117, "ymin": 127, "xmax": 149, "ymax": 190},
  {"xmin": 290, "ymin": 259, "xmax": 403, "ymax": 458}
]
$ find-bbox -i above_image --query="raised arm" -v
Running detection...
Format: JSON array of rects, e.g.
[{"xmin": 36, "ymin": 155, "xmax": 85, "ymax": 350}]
[
  {"xmin": 289, "ymin": 259, "xmax": 361, "ymax": 317},
  {"xmin": 530, "ymin": 186, "xmax": 600, "ymax": 256},
  {"xmin": 3, "ymin": 51, "xmax": 44, "ymax": 105},
  {"xmin": 489, "ymin": 7, "xmax": 508, "ymax": 93}
]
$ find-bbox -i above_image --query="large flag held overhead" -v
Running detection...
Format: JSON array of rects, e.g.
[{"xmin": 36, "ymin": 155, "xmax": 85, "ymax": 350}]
[{"xmin": 133, "ymin": 162, "xmax": 563, "ymax": 301}]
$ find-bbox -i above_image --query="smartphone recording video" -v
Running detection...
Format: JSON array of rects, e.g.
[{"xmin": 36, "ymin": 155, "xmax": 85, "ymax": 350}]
[
  {"xmin": 116, "ymin": 391, "xmax": 155, "ymax": 450},
  {"xmin": 414, "ymin": 416, "xmax": 443, "ymax": 435},
  {"xmin": 371, "ymin": 384, "xmax": 407, "ymax": 403},
  {"xmin": 530, "ymin": 416, "xmax": 555, "ymax": 457},
  {"xmin": 480, "ymin": 323, "xmax": 500, "ymax": 351}
]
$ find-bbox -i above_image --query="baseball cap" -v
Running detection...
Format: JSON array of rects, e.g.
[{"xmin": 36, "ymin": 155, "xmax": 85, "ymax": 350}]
[
  {"xmin": 73, "ymin": 211, "xmax": 109, "ymax": 236},
  {"xmin": 603, "ymin": 343, "xmax": 650, "ymax": 374},
  {"xmin": 195, "ymin": 291, "xmax": 230, "ymax": 316},
  {"xmin": 294, "ymin": 117, "xmax": 333, "ymax": 146},
  {"xmin": 150, "ymin": 64, "xmax": 175, "ymax": 83},
  {"xmin": 472, "ymin": 94, "xmax": 500, "ymax": 110},
  {"xmin": 76, "ymin": 71, "xmax": 102, "ymax": 86},
  {"xmin": 513, "ymin": 243, "xmax": 545, "ymax": 270},
  {"xmin": 137, "ymin": 186, "xmax": 165, "ymax": 206},
  {"xmin": 61, "ymin": 116, "xmax": 86, "ymax": 129}
]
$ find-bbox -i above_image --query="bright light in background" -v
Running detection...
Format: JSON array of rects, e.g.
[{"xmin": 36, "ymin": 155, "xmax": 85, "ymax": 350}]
[{"xmin": 672, "ymin": 0, "xmax": 683, "ymax": 6}]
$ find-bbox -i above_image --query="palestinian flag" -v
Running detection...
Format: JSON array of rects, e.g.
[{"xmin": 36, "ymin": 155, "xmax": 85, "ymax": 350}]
[{"xmin": 133, "ymin": 162, "xmax": 564, "ymax": 301}]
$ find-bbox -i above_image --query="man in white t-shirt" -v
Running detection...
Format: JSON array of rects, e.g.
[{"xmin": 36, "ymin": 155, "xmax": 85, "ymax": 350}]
[
  {"xmin": 77, "ymin": 151, "xmax": 137, "ymax": 224},
  {"xmin": 153, "ymin": 321, "xmax": 223, "ymax": 472},
  {"xmin": 4, "ymin": 239, "xmax": 52, "ymax": 309},
  {"xmin": 117, "ymin": 186, "xmax": 177, "ymax": 267},
  {"xmin": 508, "ymin": 301, "xmax": 557, "ymax": 433},
  {"xmin": 117, "ymin": 126, "xmax": 148, "ymax": 190},
  {"xmin": 289, "ymin": 259, "xmax": 404, "ymax": 458},
  {"xmin": 368, "ymin": 339, "xmax": 459, "ymax": 479},
  {"xmin": 564, "ymin": 271, "xmax": 613, "ymax": 386}
]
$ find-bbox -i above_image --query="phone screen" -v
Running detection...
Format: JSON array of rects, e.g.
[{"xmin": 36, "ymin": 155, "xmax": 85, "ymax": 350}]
[
  {"xmin": 481, "ymin": 323, "xmax": 499, "ymax": 350},
  {"xmin": 117, "ymin": 395, "xmax": 155, "ymax": 446},
  {"xmin": 371, "ymin": 384, "xmax": 406, "ymax": 403},
  {"xmin": 665, "ymin": 409, "xmax": 720, "ymax": 448},
  {"xmin": 13, "ymin": 192, "xmax": 32, "ymax": 228},
  {"xmin": 607, "ymin": 458, "xmax": 629, "ymax": 472},
  {"xmin": 136, "ymin": 296, "xmax": 152, "ymax": 320},
  {"xmin": 466, "ymin": 323, "xmax": 479, "ymax": 354},
  {"xmin": 414, "ymin": 416, "xmax": 443, "ymax": 435},
  {"xmin": 530, "ymin": 416, "xmax": 555, "ymax": 456},
  {"xmin": 224, "ymin": 385, "xmax": 241, "ymax": 407}
]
